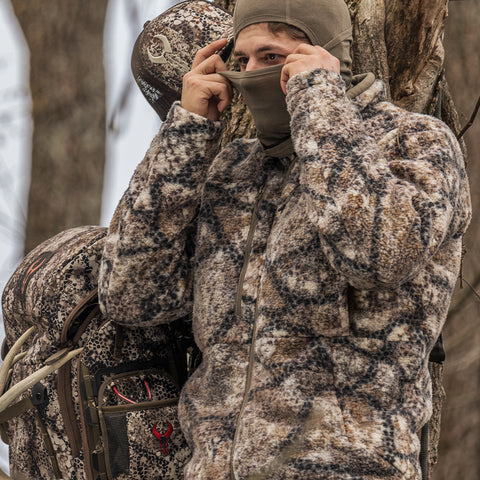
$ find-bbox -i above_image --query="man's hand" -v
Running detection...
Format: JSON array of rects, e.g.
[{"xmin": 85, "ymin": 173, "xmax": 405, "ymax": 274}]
[
  {"xmin": 280, "ymin": 44, "xmax": 340, "ymax": 94},
  {"xmin": 181, "ymin": 38, "xmax": 233, "ymax": 122}
]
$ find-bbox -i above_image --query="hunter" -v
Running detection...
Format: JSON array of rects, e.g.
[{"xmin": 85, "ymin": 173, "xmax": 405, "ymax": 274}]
[{"xmin": 99, "ymin": 0, "xmax": 471, "ymax": 478}]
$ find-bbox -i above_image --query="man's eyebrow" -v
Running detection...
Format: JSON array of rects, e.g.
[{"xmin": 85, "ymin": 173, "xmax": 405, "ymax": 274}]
[
  {"xmin": 233, "ymin": 49, "xmax": 246, "ymax": 57},
  {"xmin": 233, "ymin": 44, "xmax": 283, "ymax": 57}
]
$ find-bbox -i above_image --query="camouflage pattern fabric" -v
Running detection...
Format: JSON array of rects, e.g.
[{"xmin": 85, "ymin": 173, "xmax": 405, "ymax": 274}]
[
  {"xmin": 78, "ymin": 319, "xmax": 192, "ymax": 480},
  {"xmin": 99, "ymin": 69, "xmax": 471, "ymax": 479},
  {"xmin": 131, "ymin": 0, "xmax": 233, "ymax": 120},
  {"xmin": 1, "ymin": 225, "xmax": 193, "ymax": 479},
  {"xmin": 2, "ymin": 226, "xmax": 107, "ymax": 479}
]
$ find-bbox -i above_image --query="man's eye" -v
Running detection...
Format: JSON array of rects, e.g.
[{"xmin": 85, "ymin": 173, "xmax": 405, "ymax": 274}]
[
  {"xmin": 237, "ymin": 57, "xmax": 248, "ymax": 66},
  {"xmin": 266, "ymin": 54, "xmax": 279, "ymax": 61}
]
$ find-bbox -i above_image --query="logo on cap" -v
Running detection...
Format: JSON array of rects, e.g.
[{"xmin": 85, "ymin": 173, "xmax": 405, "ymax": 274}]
[{"xmin": 148, "ymin": 35, "xmax": 172, "ymax": 64}]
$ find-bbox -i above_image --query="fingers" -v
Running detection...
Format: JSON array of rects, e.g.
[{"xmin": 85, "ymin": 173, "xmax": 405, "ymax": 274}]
[
  {"xmin": 191, "ymin": 38, "xmax": 229, "ymax": 70},
  {"xmin": 280, "ymin": 44, "xmax": 341, "ymax": 94},
  {"xmin": 182, "ymin": 71, "xmax": 232, "ymax": 121},
  {"xmin": 184, "ymin": 74, "xmax": 232, "ymax": 109},
  {"xmin": 214, "ymin": 78, "xmax": 233, "ymax": 113},
  {"xmin": 181, "ymin": 39, "xmax": 233, "ymax": 121},
  {"xmin": 287, "ymin": 44, "xmax": 340, "ymax": 72},
  {"xmin": 190, "ymin": 51, "xmax": 229, "ymax": 77},
  {"xmin": 291, "ymin": 43, "xmax": 324, "ymax": 56}
]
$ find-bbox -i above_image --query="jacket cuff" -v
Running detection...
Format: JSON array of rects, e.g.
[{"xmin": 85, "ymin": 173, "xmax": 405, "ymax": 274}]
[
  {"xmin": 286, "ymin": 68, "xmax": 346, "ymax": 103},
  {"xmin": 165, "ymin": 101, "xmax": 223, "ymax": 140}
]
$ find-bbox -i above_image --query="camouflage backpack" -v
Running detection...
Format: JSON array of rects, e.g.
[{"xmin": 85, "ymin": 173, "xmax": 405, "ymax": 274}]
[{"xmin": 0, "ymin": 226, "xmax": 199, "ymax": 479}]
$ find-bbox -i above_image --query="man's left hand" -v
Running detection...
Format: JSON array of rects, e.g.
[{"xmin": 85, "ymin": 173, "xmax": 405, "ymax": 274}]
[{"xmin": 280, "ymin": 44, "xmax": 340, "ymax": 94}]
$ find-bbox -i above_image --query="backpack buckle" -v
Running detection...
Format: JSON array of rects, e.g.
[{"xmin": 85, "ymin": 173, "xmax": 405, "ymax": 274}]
[{"xmin": 31, "ymin": 382, "xmax": 49, "ymax": 407}]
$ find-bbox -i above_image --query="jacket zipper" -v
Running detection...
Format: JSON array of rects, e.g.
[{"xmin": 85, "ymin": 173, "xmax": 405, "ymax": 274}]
[
  {"xmin": 234, "ymin": 184, "xmax": 267, "ymax": 317},
  {"xmin": 230, "ymin": 183, "xmax": 267, "ymax": 479},
  {"xmin": 234, "ymin": 156, "xmax": 294, "ymax": 318},
  {"xmin": 229, "ymin": 160, "xmax": 296, "ymax": 478}
]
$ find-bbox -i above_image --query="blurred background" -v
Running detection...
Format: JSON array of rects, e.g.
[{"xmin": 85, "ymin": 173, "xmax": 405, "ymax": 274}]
[
  {"xmin": 437, "ymin": 1, "xmax": 480, "ymax": 478},
  {"xmin": 0, "ymin": 0, "xmax": 478, "ymax": 477}
]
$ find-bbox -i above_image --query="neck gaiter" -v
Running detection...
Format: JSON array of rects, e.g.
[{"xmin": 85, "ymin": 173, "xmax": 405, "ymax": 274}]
[{"xmin": 220, "ymin": 65, "xmax": 292, "ymax": 155}]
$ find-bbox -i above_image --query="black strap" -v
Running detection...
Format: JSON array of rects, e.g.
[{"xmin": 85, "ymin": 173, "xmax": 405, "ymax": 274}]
[{"xmin": 0, "ymin": 382, "xmax": 48, "ymax": 424}]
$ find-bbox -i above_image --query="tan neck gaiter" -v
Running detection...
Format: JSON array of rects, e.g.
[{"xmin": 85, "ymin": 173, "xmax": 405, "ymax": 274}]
[{"xmin": 221, "ymin": 65, "xmax": 291, "ymax": 154}]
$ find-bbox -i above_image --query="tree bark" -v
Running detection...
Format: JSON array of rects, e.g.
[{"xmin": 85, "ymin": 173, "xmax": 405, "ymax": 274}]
[
  {"xmin": 214, "ymin": 1, "xmax": 465, "ymax": 478},
  {"xmin": 435, "ymin": 1, "xmax": 480, "ymax": 478},
  {"xmin": 10, "ymin": 0, "xmax": 107, "ymax": 253}
]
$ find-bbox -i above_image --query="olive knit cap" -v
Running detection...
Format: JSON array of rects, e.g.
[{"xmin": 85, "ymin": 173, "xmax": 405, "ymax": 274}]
[{"xmin": 233, "ymin": 0, "xmax": 353, "ymax": 85}]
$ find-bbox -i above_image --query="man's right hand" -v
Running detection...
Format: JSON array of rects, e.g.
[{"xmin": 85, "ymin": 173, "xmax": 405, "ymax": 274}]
[{"xmin": 181, "ymin": 38, "xmax": 233, "ymax": 122}]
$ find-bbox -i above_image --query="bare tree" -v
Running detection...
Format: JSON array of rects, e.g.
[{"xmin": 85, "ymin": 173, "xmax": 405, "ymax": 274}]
[{"xmin": 10, "ymin": 0, "xmax": 108, "ymax": 253}]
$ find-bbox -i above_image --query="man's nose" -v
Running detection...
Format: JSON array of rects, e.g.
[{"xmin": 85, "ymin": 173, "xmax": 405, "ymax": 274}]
[{"xmin": 245, "ymin": 59, "xmax": 260, "ymax": 71}]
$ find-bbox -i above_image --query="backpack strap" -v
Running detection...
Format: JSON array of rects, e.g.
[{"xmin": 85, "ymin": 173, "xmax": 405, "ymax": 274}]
[
  {"xmin": 0, "ymin": 394, "xmax": 63, "ymax": 480},
  {"xmin": 0, "ymin": 288, "xmax": 99, "ymax": 421},
  {"xmin": 58, "ymin": 289, "xmax": 101, "ymax": 457},
  {"xmin": 0, "ymin": 346, "xmax": 83, "ymax": 416},
  {"xmin": 0, "ymin": 343, "xmax": 83, "ymax": 480},
  {"xmin": 0, "ymin": 382, "xmax": 48, "ymax": 425}
]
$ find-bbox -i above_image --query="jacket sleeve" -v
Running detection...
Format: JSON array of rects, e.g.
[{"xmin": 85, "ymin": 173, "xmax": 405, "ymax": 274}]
[
  {"xmin": 98, "ymin": 102, "xmax": 223, "ymax": 326},
  {"xmin": 286, "ymin": 69, "xmax": 471, "ymax": 290}
]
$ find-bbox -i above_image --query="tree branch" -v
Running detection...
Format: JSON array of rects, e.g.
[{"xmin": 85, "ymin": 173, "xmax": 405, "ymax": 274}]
[{"xmin": 457, "ymin": 95, "xmax": 480, "ymax": 139}]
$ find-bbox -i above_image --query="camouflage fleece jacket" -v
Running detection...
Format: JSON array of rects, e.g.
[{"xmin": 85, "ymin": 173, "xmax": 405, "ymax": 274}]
[{"xmin": 99, "ymin": 68, "xmax": 471, "ymax": 480}]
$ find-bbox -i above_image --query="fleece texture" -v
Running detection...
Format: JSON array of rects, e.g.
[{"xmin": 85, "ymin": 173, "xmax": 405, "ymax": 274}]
[{"xmin": 99, "ymin": 68, "xmax": 471, "ymax": 479}]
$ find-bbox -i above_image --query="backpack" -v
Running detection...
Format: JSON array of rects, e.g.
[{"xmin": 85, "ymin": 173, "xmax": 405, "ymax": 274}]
[{"xmin": 0, "ymin": 225, "xmax": 200, "ymax": 479}]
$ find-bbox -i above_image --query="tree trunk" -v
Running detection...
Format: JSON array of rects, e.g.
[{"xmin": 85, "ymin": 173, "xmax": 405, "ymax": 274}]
[
  {"xmin": 10, "ymin": 0, "xmax": 107, "ymax": 253},
  {"xmin": 436, "ymin": 1, "xmax": 480, "ymax": 478},
  {"xmin": 214, "ymin": 1, "xmax": 467, "ymax": 478}
]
